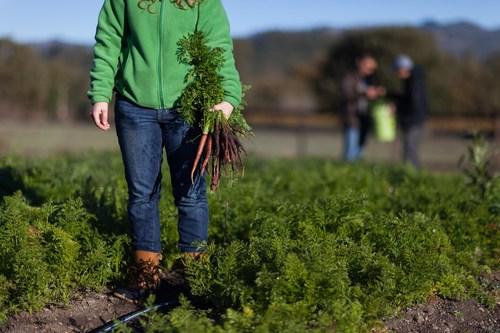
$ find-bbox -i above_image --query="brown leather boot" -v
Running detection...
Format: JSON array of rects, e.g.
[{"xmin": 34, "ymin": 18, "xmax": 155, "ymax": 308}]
[
  {"xmin": 114, "ymin": 250, "xmax": 162, "ymax": 304},
  {"xmin": 132, "ymin": 250, "xmax": 162, "ymax": 291}
]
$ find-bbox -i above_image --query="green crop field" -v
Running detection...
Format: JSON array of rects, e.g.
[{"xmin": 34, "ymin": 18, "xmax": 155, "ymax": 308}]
[{"xmin": 0, "ymin": 150, "xmax": 498, "ymax": 332}]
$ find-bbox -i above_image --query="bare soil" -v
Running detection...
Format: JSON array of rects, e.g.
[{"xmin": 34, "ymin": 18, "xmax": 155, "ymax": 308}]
[
  {"xmin": 386, "ymin": 272, "xmax": 500, "ymax": 333},
  {"xmin": 385, "ymin": 297, "xmax": 499, "ymax": 333},
  {"xmin": 0, "ymin": 289, "xmax": 139, "ymax": 333},
  {"xmin": 1, "ymin": 289, "xmax": 498, "ymax": 333}
]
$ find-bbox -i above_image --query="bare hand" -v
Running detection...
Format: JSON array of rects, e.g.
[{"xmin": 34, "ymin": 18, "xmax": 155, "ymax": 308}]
[
  {"xmin": 389, "ymin": 103, "xmax": 397, "ymax": 114},
  {"xmin": 90, "ymin": 102, "xmax": 111, "ymax": 131},
  {"xmin": 213, "ymin": 101, "xmax": 234, "ymax": 120},
  {"xmin": 366, "ymin": 86, "xmax": 386, "ymax": 100},
  {"xmin": 366, "ymin": 87, "xmax": 379, "ymax": 100},
  {"xmin": 377, "ymin": 87, "xmax": 387, "ymax": 97}
]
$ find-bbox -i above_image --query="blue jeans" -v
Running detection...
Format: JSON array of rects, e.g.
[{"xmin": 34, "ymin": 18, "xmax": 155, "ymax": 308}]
[
  {"xmin": 402, "ymin": 124, "xmax": 423, "ymax": 169},
  {"xmin": 343, "ymin": 127, "xmax": 362, "ymax": 161},
  {"xmin": 114, "ymin": 94, "xmax": 209, "ymax": 253}
]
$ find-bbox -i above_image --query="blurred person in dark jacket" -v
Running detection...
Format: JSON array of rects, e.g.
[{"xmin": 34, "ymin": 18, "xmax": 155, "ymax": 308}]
[
  {"xmin": 392, "ymin": 55, "xmax": 428, "ymax": 169},
  {"xmin": 341, "ymin": 53, "xmax": 385, "ymax": 161}
]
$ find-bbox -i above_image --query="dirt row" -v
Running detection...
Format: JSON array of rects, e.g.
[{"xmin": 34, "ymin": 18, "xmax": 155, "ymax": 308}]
[{"xmin": 1, "ymin": 288, "xmax": 498, "ymax": 333}]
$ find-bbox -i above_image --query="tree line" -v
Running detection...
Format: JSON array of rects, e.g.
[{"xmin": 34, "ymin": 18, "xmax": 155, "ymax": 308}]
[{"xmin": 0, "ymin": 26, "xmax": 499, "ymax": 122}]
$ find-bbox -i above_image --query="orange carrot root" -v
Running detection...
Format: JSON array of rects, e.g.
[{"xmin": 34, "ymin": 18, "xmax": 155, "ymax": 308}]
[
  {"xmin": 201, "ymin": 135, "xmax": 213, "ymax": 176},
  {"xmin": 191, "ymin": 133, "xmax": 208, "ymax": 183}
]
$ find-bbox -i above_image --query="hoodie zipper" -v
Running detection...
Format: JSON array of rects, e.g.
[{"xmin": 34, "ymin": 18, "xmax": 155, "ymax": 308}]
[{"xmin": 157, "ymin": 0, "xmax": 166, "ymax": 109}]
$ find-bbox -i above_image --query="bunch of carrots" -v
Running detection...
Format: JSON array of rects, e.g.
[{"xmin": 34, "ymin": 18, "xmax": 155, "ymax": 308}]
[{"xmin": 177, "ymin": 31, "xmax": 252, "ymax": 191}]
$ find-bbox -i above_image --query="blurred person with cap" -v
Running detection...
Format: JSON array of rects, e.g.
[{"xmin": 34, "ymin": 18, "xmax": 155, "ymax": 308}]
[
  {"xmin": 392, "ymin": 54, "xmax": 428, "ymax": 169},
  {"xmin": 340, "ymin": 52, "xmax": 385, "ymax": 161}
]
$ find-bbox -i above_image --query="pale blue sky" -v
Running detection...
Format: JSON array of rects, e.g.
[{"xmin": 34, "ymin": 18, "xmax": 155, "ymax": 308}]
[{"xmin": 0, "ymin": 0, "xmax": 499, "ymax": 44}]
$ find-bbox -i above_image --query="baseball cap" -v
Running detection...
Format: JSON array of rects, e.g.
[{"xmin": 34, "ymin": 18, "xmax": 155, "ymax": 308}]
[{"xmin": 393, "ymin": 55, "xmax": 414, "ymax": 71}]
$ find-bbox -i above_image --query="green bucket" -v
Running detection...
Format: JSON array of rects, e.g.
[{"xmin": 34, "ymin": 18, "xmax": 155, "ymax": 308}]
[{"xmin": 372, "ymin": 101, "xmax": 396, "ymax": 142}]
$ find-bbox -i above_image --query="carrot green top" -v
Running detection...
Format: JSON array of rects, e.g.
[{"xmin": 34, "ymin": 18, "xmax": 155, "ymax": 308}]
[{"xmin": 87, "ymin": 0, "xmax": 242, "ymax": 109}]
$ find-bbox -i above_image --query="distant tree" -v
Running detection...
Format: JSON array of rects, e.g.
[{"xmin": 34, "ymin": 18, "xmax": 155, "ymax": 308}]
[
  {"xmin": 0, "ymin": 39, "xmax": 46, "ymax": 115},
  {"xmin": 0, "ymin": 38, "xmax": 91, "ymax": 121},
  {"xmin": 483, "ymin": 53, "xmax": 500, "ymax": 115}
]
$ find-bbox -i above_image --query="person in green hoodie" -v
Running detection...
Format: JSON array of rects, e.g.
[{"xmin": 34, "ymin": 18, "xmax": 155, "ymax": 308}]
[{"xmin": 87, "ymin": 0, "xmax": 242, "ymax": 303}]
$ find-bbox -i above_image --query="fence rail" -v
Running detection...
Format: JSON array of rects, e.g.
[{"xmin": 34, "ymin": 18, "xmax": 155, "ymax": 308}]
[{"xmin": 246, "ymin": 112, "xmax": 500, "ymax": 138}]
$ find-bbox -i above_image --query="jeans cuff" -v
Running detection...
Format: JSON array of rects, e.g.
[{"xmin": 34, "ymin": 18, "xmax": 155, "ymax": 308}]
[
  {"xmin": 133, "ymin": 244, "xmax": 162, "ymax": 253},
  {"xmin": 178, "ymin": 243, "xmax": 207, "ymax": 253}
]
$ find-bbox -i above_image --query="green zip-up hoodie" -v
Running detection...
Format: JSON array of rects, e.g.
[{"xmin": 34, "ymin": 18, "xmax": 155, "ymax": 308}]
[{"xmin": 88, "ymin": 0, "xmax": 242, "ymax": 109}]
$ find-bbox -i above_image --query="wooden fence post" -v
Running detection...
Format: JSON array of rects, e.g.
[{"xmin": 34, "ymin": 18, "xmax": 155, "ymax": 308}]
[
  {"xmin": 495, "ymin": 115, "xmax": 500, "ymax": 171},
  {"xmin": 495, "ymin": 114, "xmax": 500, "ymax": 142}
]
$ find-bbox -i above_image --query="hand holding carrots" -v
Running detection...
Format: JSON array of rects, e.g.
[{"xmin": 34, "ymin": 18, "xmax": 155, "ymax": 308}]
[{"xmin": 213, "ymin": 101, "xmax": 234, "ymax": 120}]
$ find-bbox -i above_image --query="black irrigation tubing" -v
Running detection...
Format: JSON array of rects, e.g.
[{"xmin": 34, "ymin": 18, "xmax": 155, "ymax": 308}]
[{"xmin": 88, "ymin": 299, "xmax": 180, "ymax": 333}]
